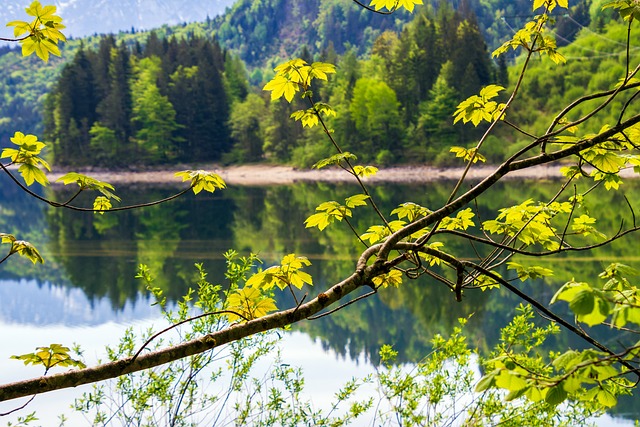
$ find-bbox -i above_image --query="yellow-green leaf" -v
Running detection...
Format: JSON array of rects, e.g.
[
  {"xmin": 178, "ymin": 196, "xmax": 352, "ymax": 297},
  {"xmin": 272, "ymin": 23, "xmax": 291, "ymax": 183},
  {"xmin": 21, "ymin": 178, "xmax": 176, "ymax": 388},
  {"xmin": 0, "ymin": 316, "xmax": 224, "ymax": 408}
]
[
  {"xmin": 263, "ymin": 75, "xmax": 299, "ymax": 102},
  {"xmin": 226, "ymin": 287, "xmax": 277, "ymax": 322}
]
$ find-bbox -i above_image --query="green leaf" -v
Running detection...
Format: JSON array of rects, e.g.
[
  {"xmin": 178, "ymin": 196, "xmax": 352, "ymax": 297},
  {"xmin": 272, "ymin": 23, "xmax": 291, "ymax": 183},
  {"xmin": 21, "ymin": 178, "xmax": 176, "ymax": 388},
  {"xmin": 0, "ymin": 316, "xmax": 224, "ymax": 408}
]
[
  {"xmin": 495, "ymin": 370, "xmax": 528, "ymax": 392},
  {"xmin": 507, "ymin": 262, "xmax": 554, "ymax": 282},
  {"xmin": 568, "ymin": 290, "xmax": 595, "ymax": 315},
  {"xmin": 345, "ymin": 194, "xmax": 369, "ymax": 208},
  {"xmin": 226, "ymin": 287, "xmax": 278, "ymax": 322},
  {"xmin": 353, "ymin": 165, "xmax": 378, "ymax": 178},
  {"xmin": 263, "ymin": 75, "xmax": 299, "ymax": 102},
  {"xmin": 1, "ymin": 233, "xmax": 17, "ymax": 245},
  {"xmin": 308, "ymin": 62, "xmax": 337, "ymax": 80},
  {"xmin": 245, "ymin": 253, "xmax": 313, "ymax": 291},
  {"xmin": 313, "ymin": 152, "xmax": 357, "ymax": 169},
  {"xmin": 6, "ymin": 1, "xmax": 66, "ymax": 62},
  {"xmin": 175, "ymin": 170, "xmax": 226, "ymax": 195},
  {"xmin": 475, "ymin": 371, "xmax": 497, "ymax": 392},
  {"xmin": 9, "ymin": 240, "xmax": 44, "ymax": 264},
  {"xmin": 11, "ymin": 344, "xmax": 85, "ymax": 371},
  {"xmin": 596, "ymin": 389, "xmax": 618, "ymax": 407},
  {"xmin": 18, "ymin": 163, "xmax": 48, "ymax": 186},
  {"xmin": 545, "ymin": 385, "xmax": 568, "ymax": 406},
  {"xmin": 93, "ymin": 196, "xmax": 112, "ymax": 214},
  {"xmin": 449, "ymin": 146, "xmax": 486, "ymax": 163},
  {"xmin": 372, "ymin": 270, "xmax": 403, "ymax": 288},
  {"xmin": 603, "ymin": 1, "xmax": 640, "ymax": 21},
  {"xmin": 57, "ymin": 172, "xmax": 120, "ymax": 201},
  {"xmin": 453, "ymin": 85, "xmax": 505, "ymax": 126},
  {"xmin": 369, "ymin": 0, "xmax": 424, "ymax": 12},
  {"xmin": 391, "ymin": 202, "xmax": 431, "ymax": 222}
]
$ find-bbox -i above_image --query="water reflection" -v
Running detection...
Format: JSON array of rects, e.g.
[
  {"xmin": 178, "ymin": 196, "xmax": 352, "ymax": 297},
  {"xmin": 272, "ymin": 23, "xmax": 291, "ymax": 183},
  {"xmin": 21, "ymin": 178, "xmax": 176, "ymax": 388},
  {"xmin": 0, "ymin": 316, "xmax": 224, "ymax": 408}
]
[
  {"xmin": 0, "ymin": 279, "xmax": 157, "ymax": 326},
  {"xmin": 3, "ymin": 175, "xmax": 640, "ymax": 354},
  {"xmin": 2, "ymin": 173, "xmax": 640, "ymax": 422}
]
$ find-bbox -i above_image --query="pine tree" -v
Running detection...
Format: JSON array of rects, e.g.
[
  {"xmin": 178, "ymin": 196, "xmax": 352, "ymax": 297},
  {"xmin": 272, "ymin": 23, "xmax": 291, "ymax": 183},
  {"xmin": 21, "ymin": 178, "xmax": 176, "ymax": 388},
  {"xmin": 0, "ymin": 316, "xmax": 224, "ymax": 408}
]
[{"xmin": 95, "ymin": 43, "xmax": 133, "ymax": 164}]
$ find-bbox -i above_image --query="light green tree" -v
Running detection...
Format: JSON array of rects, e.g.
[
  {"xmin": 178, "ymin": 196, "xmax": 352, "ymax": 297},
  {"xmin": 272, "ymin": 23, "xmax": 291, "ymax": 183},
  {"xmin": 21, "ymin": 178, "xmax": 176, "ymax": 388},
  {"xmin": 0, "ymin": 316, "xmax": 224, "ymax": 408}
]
[{"xmin": 131, "ymin": 56, "xmax": 182, "ymax": 162}]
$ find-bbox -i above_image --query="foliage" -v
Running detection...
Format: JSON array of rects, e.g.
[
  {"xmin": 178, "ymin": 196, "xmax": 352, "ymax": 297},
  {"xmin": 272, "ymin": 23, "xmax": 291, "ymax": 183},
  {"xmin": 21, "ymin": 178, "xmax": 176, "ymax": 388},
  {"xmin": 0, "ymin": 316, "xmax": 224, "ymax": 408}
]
[
  {"xmin": 5, "ymin": 1, "xmax": 66, "ymax": 62},
  {"xmin": 11, "ymin": 344, "xmax": 85, "ymax": 373},
  {"xmin": 4, "ymin": 0, "xmax": 640, "ymax": 425},
  {"xmin": 43, "ymin": 35, "xmax": 239, "ymax": 166}
]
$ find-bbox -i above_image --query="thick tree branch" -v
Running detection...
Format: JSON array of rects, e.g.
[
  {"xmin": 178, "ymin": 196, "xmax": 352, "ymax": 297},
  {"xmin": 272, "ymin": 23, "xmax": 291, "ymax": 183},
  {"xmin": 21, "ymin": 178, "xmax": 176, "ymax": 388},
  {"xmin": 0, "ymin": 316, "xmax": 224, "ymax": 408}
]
[
  {"xmin": 0, "ymin": 255, "xmax": 392, "ymax": 402},
  {"xmin": 375, "ymin": 112, "xmax": 640, "ymax": 264}
]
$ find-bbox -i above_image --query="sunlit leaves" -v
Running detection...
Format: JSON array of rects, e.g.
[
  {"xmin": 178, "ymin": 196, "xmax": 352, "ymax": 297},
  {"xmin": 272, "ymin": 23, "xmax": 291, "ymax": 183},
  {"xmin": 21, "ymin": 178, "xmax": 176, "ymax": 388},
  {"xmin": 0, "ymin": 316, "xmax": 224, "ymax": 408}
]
[
  {"xmin": 492, "ymin": 20, "xmax": 566, "ymax": 64},
  {"xmin": 1, "ymin": 131, "xmax": 50, "ymax": 186},
  {"xmin": 353, "ymin": 165, "xmax": 378, "ymax": 178},
  {"xmin": 581, "ymin": 145, "xmax": 627, "ymax": 174},
  {"xmin": 473, "ymin": 305, "xmax": 626, "ymax": 409},
  {"xmin": 0, "ymin": 233, "xmax": 44, "ymax": 264},
  {"xmin": 93, "ymin": 196, "xmax": 112, "ymax": 214},
  {"xmin": 483, "ymin": 199, "xmax": 570, "ymax": 250},
  {"xmin": 368, "ymin": 0, "xmax": 423, "ymax": 13},
  {"xmin": 246, "ymin": 254, "xmax": 313, "ymax": 291},
  {"xmin": 372, "ymin": 269, "xmax": 403, "ymax": 288},
  {"xmin": 533, "ymin": 0, "xmax": 569, "ymax": 12},
  {"xmin": 290, "ymin": 103, "xmax": 336, "ymax": 128},
  {"xmin": 439, "ymin": 208, "xmax": 475, "ymax": 231},
  {"xmin": 345, "ymin": 194, "xmax": 370, "ymax": 208},
  {"xmin": 263, "ymin": 75, "xmax": 298, "ymax": 102},
  {"xmin": 313, "ymin": 152, "xmax": 358, "ymax": 170},
  {"xmin": 453, "ymin": 85, "xmax": 506, "ymax": 126},
  {"xmin": 474, "ymin": 271, "xmax": 501, "ymax": 290},
  {"xmin": 57, "ymin": 172, "xmax": 120, "ymax": 201},
  {"xmin": 507, "ymin": 262, "xmax": 554, "ymax": 282},
  {"xmin": 305, "ymin": 195, "xmax": 369, "ymax": 231},
  {"xmin": 418, "ymin": 241, "xmax": 446, "ymax": 266},
  {"xmin": 17, "ymin": 163, "xmax": 48, "ymax": 186},
  {"xmin": 571, "ymin": 214, "xmax": 606, "ymax": 238},
  {"xmin": 226, "ymin": 287, "xmax": 278, "ymax": 322},
  {"xmin": 11, "ymin": 344, "xmax": 85, "ymax": 372},
  {"xmin": 598, "ymin": 264, "xmax": 640, "ymax": 327},
  {"xmin": 263, "ymin": 59, "xmax": 336, "ymax": 103},
  {"xmin": 306, "ymin": 202, "xmax": 345, "ymax": 231},
  {"xmin": 360, "ymin": 220, "xmax": 406, "ymax": 245},
  {"xmin": 311, "ymin": 152, "xmax": 377, "ymax": 179},
  {"xmin": 603, "ymin": 1, "xmax": 640, "ymax": 22},
  {"xmin": 391, "ymin": 202, "xmax": 431, "ymax": 222},
  {"xmin": 175, "ymin": 170, "xmax": 226, "ymax": 195},
  {"xmin": 552, "ymin": 280, "xmax": 610, "ymax": 326},
  {"xmin": 6, "ymin": 1, "xmax": 66, "ymax": 62},
  {"xmin": 450, "ymin": 147, "xmax": 486, "ymax": 163}
]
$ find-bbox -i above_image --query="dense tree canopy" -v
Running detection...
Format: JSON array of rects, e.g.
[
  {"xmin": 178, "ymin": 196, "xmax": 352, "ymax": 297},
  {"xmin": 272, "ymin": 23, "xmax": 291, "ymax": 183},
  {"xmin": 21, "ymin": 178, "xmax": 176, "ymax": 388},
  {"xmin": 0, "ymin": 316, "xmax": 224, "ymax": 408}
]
[{"xmin": 43, "ymin": 34, "xmax": 242, "ymax": 166}]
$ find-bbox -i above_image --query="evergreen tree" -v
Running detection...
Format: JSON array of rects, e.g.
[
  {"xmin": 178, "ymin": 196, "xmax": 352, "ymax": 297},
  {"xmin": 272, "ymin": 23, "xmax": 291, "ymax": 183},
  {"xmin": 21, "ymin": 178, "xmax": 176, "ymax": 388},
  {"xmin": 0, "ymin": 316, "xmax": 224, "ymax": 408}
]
[{"xmin": 95, "ymin": 42, "xmax": 133, "ymax": 165}]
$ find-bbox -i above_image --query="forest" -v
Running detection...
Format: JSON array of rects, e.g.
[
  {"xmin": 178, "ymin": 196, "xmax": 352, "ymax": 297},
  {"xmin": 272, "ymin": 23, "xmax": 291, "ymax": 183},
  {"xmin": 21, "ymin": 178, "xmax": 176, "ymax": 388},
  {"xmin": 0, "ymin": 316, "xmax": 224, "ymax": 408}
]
[
  {"xmin": 42, "ymin": 35, "xmax": 247, "ymax": 165},
  {"xmin": 1, "ymin": 0, "xmax": 600, "ymax": 168}
]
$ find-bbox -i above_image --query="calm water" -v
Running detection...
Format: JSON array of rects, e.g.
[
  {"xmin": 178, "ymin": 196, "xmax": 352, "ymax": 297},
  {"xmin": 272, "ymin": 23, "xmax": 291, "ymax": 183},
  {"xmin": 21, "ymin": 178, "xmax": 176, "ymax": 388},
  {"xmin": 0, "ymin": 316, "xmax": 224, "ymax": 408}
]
[{"xmin": 0, "ymin": 173, "xmax": 639, "ymax": 425}]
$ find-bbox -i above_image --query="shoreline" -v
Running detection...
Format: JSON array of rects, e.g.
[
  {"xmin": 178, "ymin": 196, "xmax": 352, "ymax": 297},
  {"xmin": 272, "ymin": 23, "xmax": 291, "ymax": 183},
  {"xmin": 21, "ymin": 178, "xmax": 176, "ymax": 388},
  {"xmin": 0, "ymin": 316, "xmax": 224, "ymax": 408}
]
[{"xmin": 40, "ymin": 163, "xmax": 586, "ymax": 187}]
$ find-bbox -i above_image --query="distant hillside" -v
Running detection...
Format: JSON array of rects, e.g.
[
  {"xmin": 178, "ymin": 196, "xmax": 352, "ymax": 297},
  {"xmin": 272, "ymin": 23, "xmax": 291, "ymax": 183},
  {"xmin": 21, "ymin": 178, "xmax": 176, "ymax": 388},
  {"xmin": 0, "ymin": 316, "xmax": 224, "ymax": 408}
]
[
  {"xmin": 209, "ymin": 0, "xmax": 413, "ymax": 68},
  {"xmin": 0, "ymin": 0, "xmax": 608, "ymax": 159},
  {"xmin": 507, "ymin": 17, "xmax": 640, "ymax": 145}
]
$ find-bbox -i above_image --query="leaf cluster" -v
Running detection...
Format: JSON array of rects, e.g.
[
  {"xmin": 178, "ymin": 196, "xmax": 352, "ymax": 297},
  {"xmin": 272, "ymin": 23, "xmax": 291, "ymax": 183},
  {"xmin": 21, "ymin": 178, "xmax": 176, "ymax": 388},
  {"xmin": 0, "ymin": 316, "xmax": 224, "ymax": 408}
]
[
  {"xmin": 11, "ymin": 344, "xmax": 86, "ymax": 373},
  {"xmin": 5, "ymin": 1, "xmax": 66, "ymax": 62}
]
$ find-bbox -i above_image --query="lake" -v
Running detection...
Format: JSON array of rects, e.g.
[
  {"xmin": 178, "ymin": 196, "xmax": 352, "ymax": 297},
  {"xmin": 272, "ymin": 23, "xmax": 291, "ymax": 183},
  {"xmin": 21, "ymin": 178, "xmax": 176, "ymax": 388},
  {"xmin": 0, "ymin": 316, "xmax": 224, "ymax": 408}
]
[{"xmin": 0, "ymin": 171, "xmax": 639, "ymax": 425}]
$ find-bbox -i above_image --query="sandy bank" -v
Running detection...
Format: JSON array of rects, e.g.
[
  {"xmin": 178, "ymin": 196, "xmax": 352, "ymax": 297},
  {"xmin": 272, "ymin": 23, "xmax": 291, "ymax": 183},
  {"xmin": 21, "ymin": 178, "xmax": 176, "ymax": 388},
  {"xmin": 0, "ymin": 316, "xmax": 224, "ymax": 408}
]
[{"xmin": 41, "ymin": 163, "xmax": 588, "ymax": 187}]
